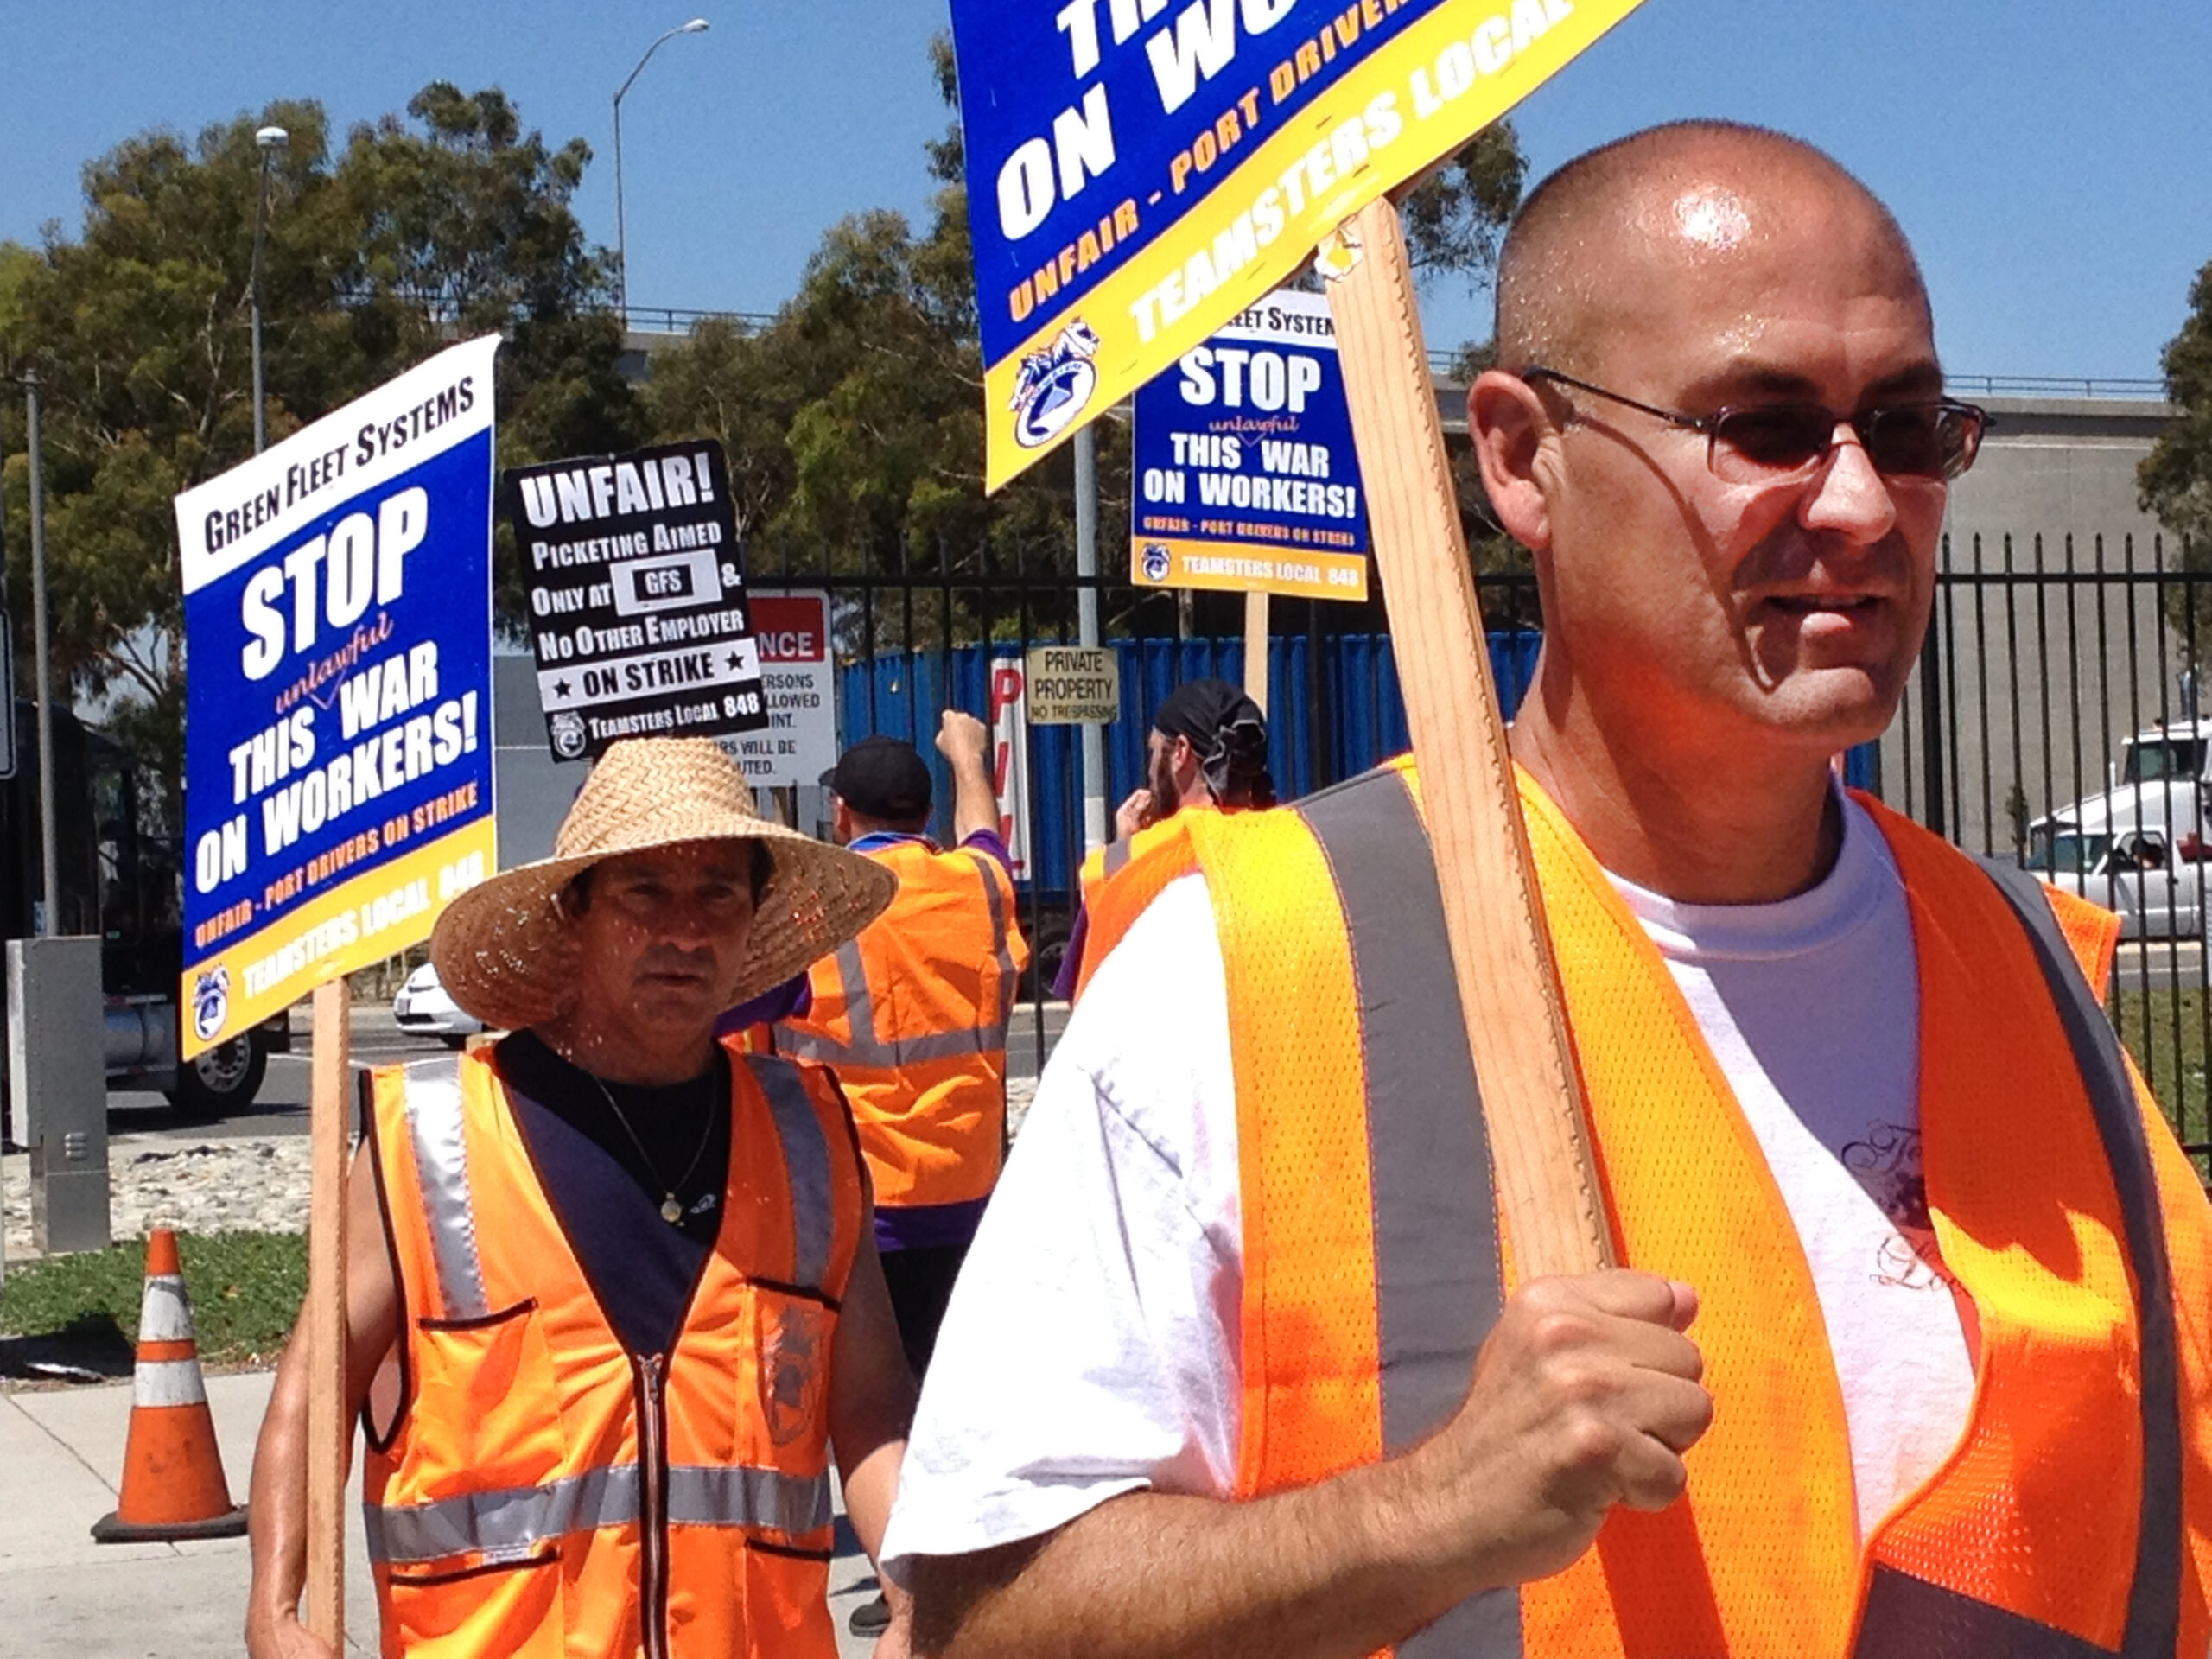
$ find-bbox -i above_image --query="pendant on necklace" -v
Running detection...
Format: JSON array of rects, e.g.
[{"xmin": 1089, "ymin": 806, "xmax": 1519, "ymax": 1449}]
[{"xmin": 661, "ymin": 1195, "xmax": 684, "ymax": 1225}]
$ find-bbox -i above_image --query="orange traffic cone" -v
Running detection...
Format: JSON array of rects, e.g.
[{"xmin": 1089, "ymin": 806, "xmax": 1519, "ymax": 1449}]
[{"xmin": 91, "ymin": 1229, "xmax": 249, "ymax": 1541}]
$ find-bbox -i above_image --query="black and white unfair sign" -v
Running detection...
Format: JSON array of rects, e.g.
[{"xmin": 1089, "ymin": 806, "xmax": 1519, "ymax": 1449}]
[{"xmin": 506, "ymin": 441, "xmax": 769, "ymax": 760}]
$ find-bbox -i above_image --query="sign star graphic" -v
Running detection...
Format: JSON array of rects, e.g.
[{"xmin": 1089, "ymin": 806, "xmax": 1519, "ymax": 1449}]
[
  {"xmin": 553, "ymin": 677, "xmax": 573, "ymax": 698},
  {"xmin": 727, "ymin": 652, "xmax": 745, "ymax": 671}
]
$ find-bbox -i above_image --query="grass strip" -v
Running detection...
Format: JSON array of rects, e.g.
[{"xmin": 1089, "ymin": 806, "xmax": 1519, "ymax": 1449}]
[
  {"xmin": 2, "ymin": 1231, "xmax": 304, "ymax": 1367},
  {"xmin": 2114, "ymin": 984, "xmax": 2211, "ymax": 1183}
]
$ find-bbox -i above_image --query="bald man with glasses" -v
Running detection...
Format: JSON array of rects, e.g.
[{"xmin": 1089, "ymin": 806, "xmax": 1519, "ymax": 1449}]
[{"xmin": 886, "ymin": 122, "xmax": 2212, "ymax": 1659}]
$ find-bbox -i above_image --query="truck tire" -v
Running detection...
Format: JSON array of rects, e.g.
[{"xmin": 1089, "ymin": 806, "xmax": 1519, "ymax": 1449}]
[
  {"xmin": 1022, "ymin": 918, "xmax": 1072, "ymax": 1004},
  {"xmin": 166, "ymin": 1033, "xmax": 268, "ymax": 1117}
]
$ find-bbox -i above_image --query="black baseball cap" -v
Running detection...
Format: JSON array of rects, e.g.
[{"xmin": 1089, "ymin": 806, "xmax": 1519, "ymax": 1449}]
[{"xmin": 823, "ymin": 735, "xmax": 933, "ymax": 821}]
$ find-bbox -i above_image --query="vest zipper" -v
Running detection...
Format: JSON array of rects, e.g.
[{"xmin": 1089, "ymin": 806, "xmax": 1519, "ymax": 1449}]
[{"xmin": 632, "ymin": 1351, "xmax": 671, "ymax": 1659}]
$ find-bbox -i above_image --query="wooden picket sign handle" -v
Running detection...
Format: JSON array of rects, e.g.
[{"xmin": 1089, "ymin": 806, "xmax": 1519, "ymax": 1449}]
[
  {"xmin": 1323, "ymin": 196, "xmax": 1613, "ymax": 1279},
  {"xmin": 1243, "ymin": 590, "xmax": 1270, "ymax": 715},
  {"xmin": 306, "ymin": 977, "xmax": 351, "ymax": 1647}
]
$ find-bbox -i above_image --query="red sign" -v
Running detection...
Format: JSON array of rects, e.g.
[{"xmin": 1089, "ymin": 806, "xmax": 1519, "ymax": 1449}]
[{"xmin": 750, "ymin": 594, "xmax": 826, "ymax": 664}]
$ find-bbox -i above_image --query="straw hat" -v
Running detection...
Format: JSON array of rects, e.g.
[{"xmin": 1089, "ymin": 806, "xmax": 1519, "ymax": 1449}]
[{"xmin": 431, "ymin": 737, "xmax": 896, "ymax": 1032}]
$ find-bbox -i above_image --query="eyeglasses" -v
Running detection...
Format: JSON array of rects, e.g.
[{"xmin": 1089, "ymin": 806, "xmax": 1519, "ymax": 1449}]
[{"xmin": 1519, "ymin": 367, "xmax": 1989, "ymax": 484}]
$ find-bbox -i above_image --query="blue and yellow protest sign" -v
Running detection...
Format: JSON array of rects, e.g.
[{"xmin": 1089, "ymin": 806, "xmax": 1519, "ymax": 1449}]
[
  {"xmin": 950, "ymin": 0, "xmax": 1643, "ymax": 489},
  {"xmin": 175, "ymin": 336, "xmax": 500, "ymax": 1058},
  {"xmin": 1131, "ymin": 286, "xmax": 1369, "ymax": 601}
]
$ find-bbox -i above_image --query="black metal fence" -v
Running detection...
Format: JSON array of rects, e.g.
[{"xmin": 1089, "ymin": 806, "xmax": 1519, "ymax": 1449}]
[
  {"xmin": 741, "ymin": 537, "xmax": 1539, "ymax": 1074},
  {"xmin": 1880, "ymin": 530, "xmax": 2209, "ymax": 1172},
  {"xmin": 755, "ymin": 528, "xmax": 2211, "ymax": 1173}
]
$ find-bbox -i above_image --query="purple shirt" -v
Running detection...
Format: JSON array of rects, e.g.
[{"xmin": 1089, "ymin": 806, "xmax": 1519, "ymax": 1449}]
[
  {"xmin": 847, "ymin": 827, "xmax": 1015, "ymax": 875},
  {"xmin": 1052, "ymin": 906, "xmax": 1092, "ymax": 1002},
  {"xmin": 715, "ymin": 974, "xmax": 811, "ymax": 1036},
  {"xmin": 875, "ymin": 1196, "xmax": 992, "ymax": 1255}
]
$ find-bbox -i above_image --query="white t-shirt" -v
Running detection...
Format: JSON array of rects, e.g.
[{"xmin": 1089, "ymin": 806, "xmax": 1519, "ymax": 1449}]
[{"xmin": 880, "ymin": 795, "xmax": 1977, "ymax": 1573}]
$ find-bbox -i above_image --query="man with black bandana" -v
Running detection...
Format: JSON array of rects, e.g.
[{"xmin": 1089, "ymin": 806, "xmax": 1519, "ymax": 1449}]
[{"xmin": 1053, "ymin": 677, "xmax": 1274, "ymax": 1000}]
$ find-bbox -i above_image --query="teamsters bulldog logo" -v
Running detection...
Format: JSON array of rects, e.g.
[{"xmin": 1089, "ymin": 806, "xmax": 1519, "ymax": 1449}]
[
  {"xmin": 1009, "ymin": 320, "xmax": 1101, "ymax": 449},
  {"xmin": 548, "ymin": 709, "xmax": 588, "ymax": 761},
  {"xmin": 191, "ymin": 966, "xmax": 231, "ymax": 1044},
  {"xmin": 760, "ymin": 1300, "xmax": 830, "ymax": 1447}
]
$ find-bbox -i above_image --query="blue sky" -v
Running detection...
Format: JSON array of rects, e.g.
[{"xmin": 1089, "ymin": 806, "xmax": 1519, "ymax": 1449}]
[{"xmin": 3, "ymin": 1, "xmax": 2207, "ymax": 382}]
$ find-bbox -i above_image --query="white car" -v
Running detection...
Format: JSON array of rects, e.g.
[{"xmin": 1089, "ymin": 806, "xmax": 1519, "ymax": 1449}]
[
  {"xmin": 393, "ymin": 963, "xmax": 485, "ymax": 1046},
  {"xmin": 2026, "ymin": 816, "xmax": 2207, "ymax": 941}
]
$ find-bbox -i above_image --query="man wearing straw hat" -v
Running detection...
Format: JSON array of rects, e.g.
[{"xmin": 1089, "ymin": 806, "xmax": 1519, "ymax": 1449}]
[{"xmin": 245, "ymin": 737, "xmax": 919, "ymax": 1658}]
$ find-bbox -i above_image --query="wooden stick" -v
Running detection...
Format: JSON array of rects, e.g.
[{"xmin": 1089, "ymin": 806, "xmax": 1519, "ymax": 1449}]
[
  {"xmin": 1243, "ymin": 589, "xmax": 1270, "ymax": 715},
  {"xmin": 306, "ymin": 978, "xmax": 351, "ymax": 1648},
  {"xmin": 1324, "ymin": 198, "xmax": 1613, "ymax": 1279}
]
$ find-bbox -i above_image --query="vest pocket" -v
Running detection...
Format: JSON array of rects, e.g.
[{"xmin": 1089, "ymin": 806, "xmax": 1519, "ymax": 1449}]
[
  {"xmin": 750, "ymin": 1287, "xmax": 836, "ymax": 1467},
  {"xmin": 385, "ymin": 1544, "xmax": 564, "ymax": 1654},
  {"xmin": 405, "ymin": 1298, "xmax": 566, "ymax": 1501},
  {"xmin": 739, "ymin": 1539, "xmax": 836, "ymax": 1654}
]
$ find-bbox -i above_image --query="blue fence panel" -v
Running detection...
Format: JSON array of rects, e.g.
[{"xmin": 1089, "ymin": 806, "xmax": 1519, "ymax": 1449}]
[
  {"xmin": 1842, "ymin": 741, "xmax": 1880, "ymax": 793},
  {"xmin": 837, "ymin": 632, "xmax": 1546, "ymax": 899}
]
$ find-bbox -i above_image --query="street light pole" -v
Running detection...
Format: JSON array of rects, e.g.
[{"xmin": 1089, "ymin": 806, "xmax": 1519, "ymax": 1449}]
[
  {"xmin": 1074, "ymin": 425, "xmax": 1108, "ymax": 851},
  {"xmin": 24, "ymin": 372, "xmax": 58, "ymax": 935},
  {"xmin": 251, "ymin": 125, "xmax": 288, "ymax": 456},
  {"xmin": 613, "ymin": 18, "xmax": 709, "ymax": 315}
]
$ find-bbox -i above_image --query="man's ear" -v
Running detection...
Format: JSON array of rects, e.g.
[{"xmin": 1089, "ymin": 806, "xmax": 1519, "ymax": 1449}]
[{"xmin": 1467, "ymin": 369, "xmax": 1556, "ymax": 553}]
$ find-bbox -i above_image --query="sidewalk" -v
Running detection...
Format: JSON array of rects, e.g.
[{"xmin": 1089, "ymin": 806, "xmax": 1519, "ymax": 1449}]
[{"xmin": 0, "ymin": 1371, "xmax": 887, "ymax": 1656}]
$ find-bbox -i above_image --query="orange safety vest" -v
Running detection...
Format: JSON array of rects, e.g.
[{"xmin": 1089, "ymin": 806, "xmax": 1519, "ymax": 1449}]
[
  {"xmin": 1083, "ymin": 759, "xmax": 2212, "ymax": 1657},
  {"xmin": 360, "ymin": 1043, "xmax": 864, "ymax": 1658},
  {"xmin": 777, "ymin": 840, "xmax": 1028, "ymax": 1209},
  {"xmin": 1071, "ymin": 806, "xmax": 1218, "ymax": 1003}
]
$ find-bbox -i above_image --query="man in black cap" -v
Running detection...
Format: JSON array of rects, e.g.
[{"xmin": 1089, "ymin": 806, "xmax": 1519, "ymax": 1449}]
[{"xmin": 1054, "ymin": 678, "xmax": 1274, "ymax": 998}]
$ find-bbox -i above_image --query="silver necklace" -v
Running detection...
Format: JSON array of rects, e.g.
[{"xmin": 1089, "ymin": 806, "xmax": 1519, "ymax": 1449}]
[{"xmin": 589, "ymin": 1072, "xmax": 719, "ymax": 1225}]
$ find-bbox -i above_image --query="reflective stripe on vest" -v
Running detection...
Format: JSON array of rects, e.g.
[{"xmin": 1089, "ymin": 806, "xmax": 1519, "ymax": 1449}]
[
  {"xmin": 750, "ymin": 1053, "xmax": 836, "ymax": 1294},
  {"xmin": 1916, "ymin": 857, "xmax": 2180, "ymax": 1659},
  {"xmin": 779, "ymin": 852, "xmax": 1018, "ymax": 1069},
  {"xmin": 971, "ymin": 849, "xmax": 1020, "ymax": 1033},
  {"xmin": 399, "ymin": 1062, "xmax": 490, "ymax": 1322},
  {"xmin": 1297, "ymin": 775, "xmax": 1519, "ymax": 1658},
  {"xmin": 1208, "ymin": 764, "xmax": 2198, "ymax": 1657},
  {"xmin": 365, "ymin": 1461, "xmax": 832, "ymax": 1565}
]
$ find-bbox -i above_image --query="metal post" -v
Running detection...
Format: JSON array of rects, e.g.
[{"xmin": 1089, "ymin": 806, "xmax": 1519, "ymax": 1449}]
[
  {"xmin": 1074, "ymin": 424, "xmax": 1108, "ymax": 851},
  {"xmin": 613, "ymin": 21, "xmax": 709, "ymax": 321},
  {"xmin": 252, "ymin": 162, "xmax": 270, "ymax": 454},
  {"xmin": 1916, "ymin": 611, "xmax": 1947, "ymax": 840},
  {"xmin": 25, "ymin": 372, "xmax": 59, "ymax": 936},
  {"xmin": 250, "ymin": 125, "xmax": 287, "ymax": 457},
  {"xmin": 613, "ymin": 95, "xmax": 628, "ymax": 313}
]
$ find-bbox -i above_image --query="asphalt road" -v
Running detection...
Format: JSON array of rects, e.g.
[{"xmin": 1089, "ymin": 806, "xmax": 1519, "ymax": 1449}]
[
  {"xmin": 100, "ymin": 938, "xmax": 2202, "ymax": 1146},
  {"xmin": 2113, "ymin": 938, "xmax": 2209, "ymax": 994},
  {"xmin": 111, "ymin": 1001, "xmax": 1075, "ymax": 1143},
  {"xmin": 105, "ymin": 1008, "xmax": 455, "ymax": 1142}
]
